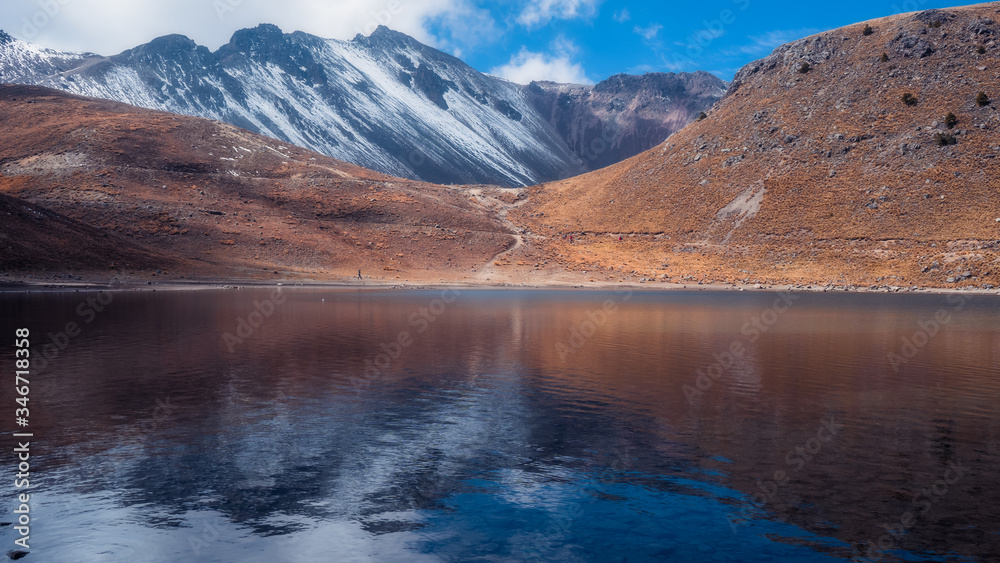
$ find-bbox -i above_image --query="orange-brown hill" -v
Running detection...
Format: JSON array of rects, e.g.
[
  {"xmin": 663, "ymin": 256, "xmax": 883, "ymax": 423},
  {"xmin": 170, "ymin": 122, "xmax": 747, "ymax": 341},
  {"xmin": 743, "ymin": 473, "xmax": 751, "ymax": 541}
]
[
  {"xmin": 0, "ymin": 85, "xmax": 518, "ymax": 283},
  {"xmin": 516, "ymin": 3, "xmax": 1000, "ymax": 289}
]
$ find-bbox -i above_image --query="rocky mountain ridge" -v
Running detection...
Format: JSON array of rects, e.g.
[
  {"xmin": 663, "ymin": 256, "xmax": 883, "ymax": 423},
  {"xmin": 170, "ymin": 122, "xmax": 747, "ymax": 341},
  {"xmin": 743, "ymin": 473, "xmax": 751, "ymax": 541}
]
[
  {"xmin": 527, "ymin": 72, "xmax": 726, "ymax": 172},
  {"xmin": 0, "ymin": 26, "xmax": 725, "ymax": 186}
]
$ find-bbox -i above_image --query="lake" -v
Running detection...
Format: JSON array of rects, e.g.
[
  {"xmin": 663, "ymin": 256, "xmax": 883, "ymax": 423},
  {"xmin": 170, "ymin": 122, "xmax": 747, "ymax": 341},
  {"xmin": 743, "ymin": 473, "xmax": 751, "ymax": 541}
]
[{"xmin": 1, "ymin": 287, "xmax": 998, "ymax": 562}]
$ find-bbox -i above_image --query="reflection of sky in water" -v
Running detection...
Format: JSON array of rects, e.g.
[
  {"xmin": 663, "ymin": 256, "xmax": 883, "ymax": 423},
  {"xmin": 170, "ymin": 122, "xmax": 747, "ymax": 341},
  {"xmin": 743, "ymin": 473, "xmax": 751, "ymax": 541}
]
[
  {"xmin": 33, "ymin": 431, "xmax": 854, "ymax": 563},
  {"xmin": 20, "ymin": 366, "xmax": 856, "ymax": 562},
  {"xmin": 1, "ymin": 289, "xmax": 998, "ymax": 562}
]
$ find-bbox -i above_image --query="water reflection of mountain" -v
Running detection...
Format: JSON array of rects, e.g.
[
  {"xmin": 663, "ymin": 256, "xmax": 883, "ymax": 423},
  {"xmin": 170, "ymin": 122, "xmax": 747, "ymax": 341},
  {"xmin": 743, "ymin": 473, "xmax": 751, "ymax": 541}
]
[{"xmin": 2, "ymin": 289, "xmax": 998, "ymax": 561}]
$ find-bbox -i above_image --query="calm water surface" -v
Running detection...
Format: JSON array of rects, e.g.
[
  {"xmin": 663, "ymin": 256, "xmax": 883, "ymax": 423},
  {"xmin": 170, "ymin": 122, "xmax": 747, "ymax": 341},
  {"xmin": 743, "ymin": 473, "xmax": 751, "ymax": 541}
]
[{"xmin": 0, "ymin": 288, "xmax": 998, "ymax": 562}]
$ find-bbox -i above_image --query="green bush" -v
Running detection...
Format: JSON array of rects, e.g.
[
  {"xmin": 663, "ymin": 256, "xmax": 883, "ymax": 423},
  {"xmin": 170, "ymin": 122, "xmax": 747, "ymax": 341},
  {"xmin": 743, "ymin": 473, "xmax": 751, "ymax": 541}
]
[
  {"xmin": 934, "ymin": 132, "xmax": 957, "ymax": 146},
  {"xmin": 945, "ymin": 112, "xmax": 957, "ymax": 128},
  {"xmin": 880, "ymin": 52, "xmax": 889, "ymax": 62},
  {"xmin": 902, "ymin": 92, "xmax": 917, "ymax": 106},
  {"xmin": 798, "ymin": 62, "xmax": 811, "ymax": 74},
  {"xmin": 697, "ymin": 112, "xmax": 707, "ymax": 121},
  {"xmin": 977, "ymin": 44, "xmax": 987, "ymax": 55},
  {"xmin": 976, "ymin": 91, "xmax": 990, "ymax": 107},
  {"xmin": 863, "ymin": 25, "xmax": 874, "ymax": 36}
]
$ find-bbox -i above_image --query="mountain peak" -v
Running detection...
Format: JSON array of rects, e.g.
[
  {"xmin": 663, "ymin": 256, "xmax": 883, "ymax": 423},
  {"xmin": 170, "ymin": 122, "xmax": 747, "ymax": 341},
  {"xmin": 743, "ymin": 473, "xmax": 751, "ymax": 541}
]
[
  {"xmin": 356, "ymin": 25, "xmax": 421, "ymax": 48},
  {"xmin": 591, "ymin": 71, "xmax": 728, "ymax": 100},
  {"xmin": 215, "ymin": 23, "xmax": 300, "ymax": 64},
  {"xmin": 223, "ymin": 23, "xmax": 287, "ymax": 51},
  {"xmin": 112, "ymin": 33, "xmax": 208, "ymax": 65},
  {"xmin": 144, "ymin": 34, "xmax": 199, "ymax": 53},
  {"xmin": 0, "ymin": 30, "xmax": 13, "ymax": 45},
  {"xmin": 370, "ymin": 25, "xmax": 398, "ymax": 38},
  {"xmin": 244, "ymin": 23, "xmax": 284, "ymax": 37}
]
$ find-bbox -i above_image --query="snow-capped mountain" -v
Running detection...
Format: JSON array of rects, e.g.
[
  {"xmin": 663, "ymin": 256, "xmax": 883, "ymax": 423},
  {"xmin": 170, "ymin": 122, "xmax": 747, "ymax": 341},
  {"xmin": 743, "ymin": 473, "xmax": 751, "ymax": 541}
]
[{"xmin": 0, "ymin": 26, "xmax": 726, "ymax": 186}]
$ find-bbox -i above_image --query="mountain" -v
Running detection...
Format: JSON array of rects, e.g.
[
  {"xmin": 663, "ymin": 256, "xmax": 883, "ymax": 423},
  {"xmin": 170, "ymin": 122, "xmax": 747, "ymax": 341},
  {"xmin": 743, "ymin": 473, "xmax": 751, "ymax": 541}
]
[
  {"xmin": 526, "ymin": 72, "xmax": 727, "ymax": 171},
  {"xmin": 0, "ymin": 25, "xmax": 725, "ymax": 187},
  {"xmin": 0, "ymin": 84, "xmax": 517, "ymax": 281},
  {"xmin": 515, "ymin": 3, "xmax": 1000, "ymax": 289},
  {"xmin": 7, "ymin": 5, "xmax": 997, "ymax": 291}
]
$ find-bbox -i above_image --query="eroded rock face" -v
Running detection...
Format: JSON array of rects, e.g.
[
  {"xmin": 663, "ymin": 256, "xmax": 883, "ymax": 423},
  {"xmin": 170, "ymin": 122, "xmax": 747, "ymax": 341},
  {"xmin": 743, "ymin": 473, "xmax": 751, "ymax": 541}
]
[
  {"xmin": 892, "ymin": 29, "xmax": 936, "ymax": 58},
  {"xmin": 525, "ymin": 72, "xmax": 728, "ymax": 172}
]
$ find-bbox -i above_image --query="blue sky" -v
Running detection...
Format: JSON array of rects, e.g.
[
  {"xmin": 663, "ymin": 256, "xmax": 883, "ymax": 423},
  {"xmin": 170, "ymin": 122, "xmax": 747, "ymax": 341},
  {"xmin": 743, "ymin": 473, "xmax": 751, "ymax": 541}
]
[{"xmin": 0, "ymin": 0, "xmax": 980, "ymax": 83}]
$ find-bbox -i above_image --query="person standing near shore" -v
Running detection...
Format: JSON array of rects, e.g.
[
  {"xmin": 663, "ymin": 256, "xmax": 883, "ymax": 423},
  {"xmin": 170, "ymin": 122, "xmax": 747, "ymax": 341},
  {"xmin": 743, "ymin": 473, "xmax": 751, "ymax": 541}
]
[{"xmin": 358, "ymin": 270, "xmax": 362, "ymax": 280}]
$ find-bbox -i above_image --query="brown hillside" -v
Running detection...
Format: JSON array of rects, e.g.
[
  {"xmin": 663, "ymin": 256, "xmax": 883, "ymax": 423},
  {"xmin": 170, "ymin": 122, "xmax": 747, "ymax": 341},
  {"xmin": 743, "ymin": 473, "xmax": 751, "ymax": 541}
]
[
  {"xmin": 0, "ymin": 85, "xmax": 517, "ymax": 282},
  {"xmin": 516, "ymin": 3, "xmax": 1000, "ymax": 289},
  {"xmin": 0, "ymin": 191, "xmax": 176, "ymax": 273}
]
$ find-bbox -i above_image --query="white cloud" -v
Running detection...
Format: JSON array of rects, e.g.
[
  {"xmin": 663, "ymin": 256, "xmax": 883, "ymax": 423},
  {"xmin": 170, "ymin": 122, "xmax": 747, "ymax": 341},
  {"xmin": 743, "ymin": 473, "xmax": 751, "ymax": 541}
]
[
  {"xmin": 490, "ymin": 46, "xmax": 590, "ymax": 84},
  {"xmin": 0, "ymin": 0, "xmax": 495, "ymax": 55},
  {"xmin": 612, "ymin": 9, "xmax": 630, "ymax": 23},
  {"xmin": 549, "ymin": 35, "xmax": 580, "ymax": 56},
  {"xmin": 633, "ymin": 23, "xmax": 662, "ymax": 41},
  {"xmin": 516, "ymin": 0, "xmax": 600, "ymax": 28}
]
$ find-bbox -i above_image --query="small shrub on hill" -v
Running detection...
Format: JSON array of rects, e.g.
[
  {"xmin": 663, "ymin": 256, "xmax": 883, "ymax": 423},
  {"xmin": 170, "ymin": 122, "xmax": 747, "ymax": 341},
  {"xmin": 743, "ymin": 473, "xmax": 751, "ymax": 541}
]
[
  {"xmin": 798, "ymin": 62, "xmax": 811, "ymax": 74},
  {"xmin": 902, "ymin": 92, "xmax": 917, "ymax": 106},
  {"xmin": 945, "ymin": 112, "xmax": 957, "ymax": 128},
  {"xmin": 863, "ymin": 25, "xmax": 874, "ymax": 36},
  {"xmin": 976, "ymin": 91, "xmax": 990, "ymax": 107},
  {"xmin": 934, "ymin": 132, "xmax": 957, "ymax": 146}
]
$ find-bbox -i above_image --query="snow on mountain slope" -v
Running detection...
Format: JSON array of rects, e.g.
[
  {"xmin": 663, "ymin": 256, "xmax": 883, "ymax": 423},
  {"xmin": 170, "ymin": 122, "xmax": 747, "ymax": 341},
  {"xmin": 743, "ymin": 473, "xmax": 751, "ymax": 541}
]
[
  {"xmin": 0, "ymin": 25, "xmax": 578, "ymax": 186},
  {"xmin": 0, "ymin": 25, "xmax": 723, "ymax": 186},
  {"xmin": 0, "ymin": 29, "xmax": 95, "ymax": 81}
]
